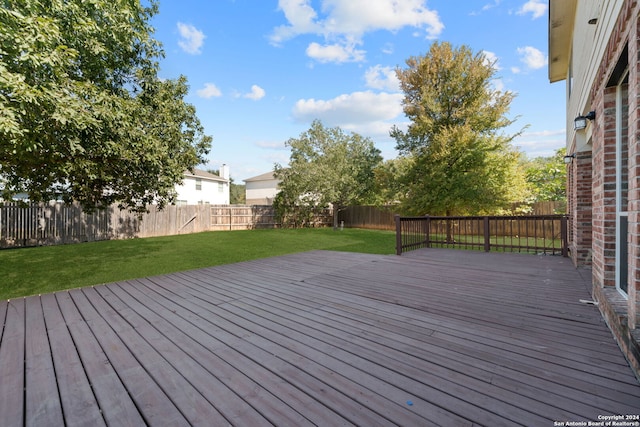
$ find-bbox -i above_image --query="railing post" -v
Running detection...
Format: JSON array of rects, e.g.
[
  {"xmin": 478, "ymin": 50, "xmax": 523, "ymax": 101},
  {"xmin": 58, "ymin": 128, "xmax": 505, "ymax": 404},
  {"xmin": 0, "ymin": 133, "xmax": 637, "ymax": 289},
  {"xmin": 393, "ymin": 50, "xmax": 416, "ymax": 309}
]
[
  {"xmin": 561, "ymin": 215, "xmax": 568, "ymax": 257},
  {"xmin": 395, "ymin": 214, "xmax": 402, "ymax": 255},
  {"xmin": 483, "ymin": 216, "xmax": 490, "ymax": 252},
  {"xmin": 424, "ymin": 215, "xmax": 430, "ymax": 248}
]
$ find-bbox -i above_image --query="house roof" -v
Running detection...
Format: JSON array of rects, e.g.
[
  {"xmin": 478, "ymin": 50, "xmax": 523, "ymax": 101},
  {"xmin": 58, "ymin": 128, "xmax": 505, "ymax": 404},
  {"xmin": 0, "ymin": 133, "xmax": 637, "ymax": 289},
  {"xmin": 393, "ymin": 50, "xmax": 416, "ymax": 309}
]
[
  {"xmin": 185, "ymin": 168, "xmax": 228, "ymax": 183},
  {"xmin": 243, "ymin": 171, "xmax": 279, "ymax": 183},
  {"xmin": 548, "ymin": 0, "xmax": 577, "ymax": 83}
]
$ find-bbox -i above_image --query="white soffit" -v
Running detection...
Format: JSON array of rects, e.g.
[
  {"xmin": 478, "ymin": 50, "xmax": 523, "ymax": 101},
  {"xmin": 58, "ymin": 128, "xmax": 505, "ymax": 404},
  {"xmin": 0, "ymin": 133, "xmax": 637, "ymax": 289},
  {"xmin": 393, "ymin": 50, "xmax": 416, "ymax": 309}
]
[{"xmin": 549, "ymin": 0, "xmax": 577, "ymax": 83}]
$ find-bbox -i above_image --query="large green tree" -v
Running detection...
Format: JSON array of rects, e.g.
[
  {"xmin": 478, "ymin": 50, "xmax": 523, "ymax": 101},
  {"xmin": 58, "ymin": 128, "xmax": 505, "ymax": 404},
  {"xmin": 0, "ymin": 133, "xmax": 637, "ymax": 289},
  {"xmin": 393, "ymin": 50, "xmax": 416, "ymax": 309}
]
[
  {"xmin": 274, "ymin": 120, "xmax": 382, "ymax": 228},
  {"xmin": 525, "ymin": 147, "xmax": 567, "ymax": 203},
  {"xmin": 0, "ymin": 0, "xmax": 211, "ymax": 212},
  {"xmin": 391, "ymin": 42, "xmax": 527, "ymax": 216},
  {"xmin": 371, "ymin": 156, "xmax": 412, "ymax": 206}
]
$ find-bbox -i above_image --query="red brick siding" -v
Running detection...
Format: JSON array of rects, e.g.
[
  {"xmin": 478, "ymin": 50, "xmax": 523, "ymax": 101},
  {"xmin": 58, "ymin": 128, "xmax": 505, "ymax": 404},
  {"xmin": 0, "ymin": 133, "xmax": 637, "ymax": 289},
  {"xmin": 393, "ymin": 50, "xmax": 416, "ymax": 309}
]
[
  {"xmin": 589, "ymin": 0, "xmax": 639, "ymax": 324},
  {"xmin": 569, "ymin": 151, "xmax": 593, "ymax": 266}
]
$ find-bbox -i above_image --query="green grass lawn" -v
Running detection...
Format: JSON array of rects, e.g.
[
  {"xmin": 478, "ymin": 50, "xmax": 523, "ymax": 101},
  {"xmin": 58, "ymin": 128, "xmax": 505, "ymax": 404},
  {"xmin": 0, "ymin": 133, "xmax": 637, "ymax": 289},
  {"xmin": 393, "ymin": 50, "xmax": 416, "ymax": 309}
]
[{"xmin": 0, "ymin": 228, "xmax": 396, "ymax": 299}]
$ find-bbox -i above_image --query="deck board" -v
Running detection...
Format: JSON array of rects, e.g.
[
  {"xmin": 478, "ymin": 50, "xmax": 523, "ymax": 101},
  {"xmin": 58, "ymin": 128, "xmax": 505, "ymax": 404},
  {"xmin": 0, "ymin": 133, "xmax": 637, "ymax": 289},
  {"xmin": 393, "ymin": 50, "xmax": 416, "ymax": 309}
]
[
  {"xmin": 53, "ymin": 291, "xmax": 146, "ymax": 427},
  {"xmin": 1, "ymin": 248, "xmax": 639, "ymax": 426},
  {"xmin": 68, "ymin": 287, "xmax": 191, "ymax": 426},
  {"xmin": 0, "ymin": 299, "xmax": 25, "ymax": 427},
  {"xmin": 105, "ymin": 279, "xmax": 313, "ymax": 427},
  {"xmin": 133, "ymin": 276, "xmax": 401, "ymax": 427},
  {"xmin": 24, "ymin": 296, "xmax": 65, "ymax": 427},
  {"xmin": 40, "ymin": 292, "xmax": 106, "ymax": 427}
]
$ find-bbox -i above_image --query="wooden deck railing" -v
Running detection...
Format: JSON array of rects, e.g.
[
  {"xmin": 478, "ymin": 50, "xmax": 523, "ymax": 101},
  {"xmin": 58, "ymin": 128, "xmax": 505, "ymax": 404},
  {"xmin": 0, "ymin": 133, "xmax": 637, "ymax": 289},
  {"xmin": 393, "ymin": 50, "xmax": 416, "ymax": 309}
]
[{"xmin": 395, "ymin": 214, "xmax": 568, "ymax": 257}]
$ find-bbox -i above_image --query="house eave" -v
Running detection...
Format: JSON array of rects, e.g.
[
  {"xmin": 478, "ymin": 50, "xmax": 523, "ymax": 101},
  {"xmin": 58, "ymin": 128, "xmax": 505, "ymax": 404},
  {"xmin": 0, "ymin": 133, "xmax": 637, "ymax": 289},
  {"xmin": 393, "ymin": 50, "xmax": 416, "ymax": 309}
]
[{"xmin": 548, "ymin": 0, "xmax": 577, "ymax": 83}]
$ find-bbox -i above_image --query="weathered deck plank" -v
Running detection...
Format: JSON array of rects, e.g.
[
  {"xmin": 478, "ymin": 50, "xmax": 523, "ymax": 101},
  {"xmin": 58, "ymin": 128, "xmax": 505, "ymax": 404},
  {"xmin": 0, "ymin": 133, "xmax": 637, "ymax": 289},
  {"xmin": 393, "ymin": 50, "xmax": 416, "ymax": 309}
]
[
  {"xmin": 39, "ymin": 292, "xmax": 105, "ymax": 427},
  {"xmin": 0, "ymin": 299, "xmax": 25, "ymax": 427},
  {"xmin": 102, "ymin": 280, "xmax": 310, "ymax": 426},
  {"xmin": 132, "ymin": 275, "xmax": 402, "ymax": 427},
  {"xmin": 53, "ymin": 291, "xmax": 145, "ymax": 427},
  {"xmin": 1, "ymin": 248, "xmax": 639, "ymax": 426},
  {"xmin": 68, "ymin": 287, "xmax": 191, "ymax": 426},
  {"xmin": 186, "ymin": 252, "xmax": 640, "ymax": 420},
  {"xmin": 24, "ymin": 296, "xmax": 64, "ymax": 427}
]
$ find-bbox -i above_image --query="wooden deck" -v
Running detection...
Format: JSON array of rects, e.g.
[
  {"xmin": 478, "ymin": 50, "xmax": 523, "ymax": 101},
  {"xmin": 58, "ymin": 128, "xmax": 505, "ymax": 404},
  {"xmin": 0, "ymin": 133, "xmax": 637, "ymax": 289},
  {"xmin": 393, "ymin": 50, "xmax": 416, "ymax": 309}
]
[{"xmin": 1, "ymin": 249, "xmax": 639, "ymax": 426}]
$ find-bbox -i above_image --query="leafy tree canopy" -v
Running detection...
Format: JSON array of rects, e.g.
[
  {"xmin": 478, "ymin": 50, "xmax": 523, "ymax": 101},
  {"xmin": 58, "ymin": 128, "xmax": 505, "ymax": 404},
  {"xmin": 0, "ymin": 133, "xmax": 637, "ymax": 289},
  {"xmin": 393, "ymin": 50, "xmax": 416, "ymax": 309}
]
[
  {"xmin": 207, "ymin": 168, "xmax": 245, "ymax": 204},
  {"xmin": 229, "ymin": 181, "xmax": 246, "ymax": 205},
  {"xmin": 0, "ymin": 0, "xmax": 211, "ymax": 212},
  {"xmin": 524, "ymin": 147, "xmax": 567, "ymax": 203},
  {"xmin": 391, "ymin": 42, "xmax": 528, "ymax": 216},
  {"xmin": 371, "ymin": 156, "xmax": 412, "ymax": 206},
  {"xmin": 274, "ymin": 120, "xmax": 382, "ymax": 228}
]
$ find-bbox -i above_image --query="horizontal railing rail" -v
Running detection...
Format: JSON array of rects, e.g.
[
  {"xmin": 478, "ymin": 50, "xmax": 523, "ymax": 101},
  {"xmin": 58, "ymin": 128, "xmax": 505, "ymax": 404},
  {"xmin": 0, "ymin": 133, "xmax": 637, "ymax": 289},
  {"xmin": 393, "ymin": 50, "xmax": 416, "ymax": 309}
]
[{"xmin": 395, "ymin": 214, "xmax": 568, "ymax": 257}]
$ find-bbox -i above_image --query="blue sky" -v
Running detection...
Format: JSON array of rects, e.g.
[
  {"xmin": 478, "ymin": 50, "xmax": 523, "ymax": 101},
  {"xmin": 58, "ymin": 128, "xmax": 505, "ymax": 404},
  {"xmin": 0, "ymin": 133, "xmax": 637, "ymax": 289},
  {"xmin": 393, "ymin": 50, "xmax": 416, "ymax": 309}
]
[{"xmin": 150, "ymin": 0, "xmax": 565, "ymax": 182}]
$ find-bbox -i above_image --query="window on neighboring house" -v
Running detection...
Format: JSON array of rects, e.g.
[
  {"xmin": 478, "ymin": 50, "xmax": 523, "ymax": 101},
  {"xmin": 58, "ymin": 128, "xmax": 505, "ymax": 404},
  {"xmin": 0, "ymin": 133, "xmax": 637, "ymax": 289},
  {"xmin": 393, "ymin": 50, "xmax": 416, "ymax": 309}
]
[
  {"xmin": 196, "ymin": 178, "xmax": 202, "ymax": 191},
  {"xmin": 218, "ymin": 182, "xmax": 224, "ymax": 192}
]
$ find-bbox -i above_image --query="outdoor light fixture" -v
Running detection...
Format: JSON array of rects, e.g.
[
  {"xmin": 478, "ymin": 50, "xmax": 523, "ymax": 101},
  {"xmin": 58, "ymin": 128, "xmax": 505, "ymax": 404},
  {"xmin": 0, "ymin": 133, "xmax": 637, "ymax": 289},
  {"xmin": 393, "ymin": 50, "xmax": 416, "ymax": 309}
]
[
  {"xmin": 573, "ymin": 111, "xmax": 596, "ymax": 131},
  {"xmin": 563, "ymin": 153, "xmax": 576, "ymax": 164}
]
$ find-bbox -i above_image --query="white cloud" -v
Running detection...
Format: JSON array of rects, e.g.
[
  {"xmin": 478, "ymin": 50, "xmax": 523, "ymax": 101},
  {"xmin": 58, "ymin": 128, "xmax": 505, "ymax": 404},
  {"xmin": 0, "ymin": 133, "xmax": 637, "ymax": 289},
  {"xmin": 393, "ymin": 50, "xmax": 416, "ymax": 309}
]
[
  {"xmin": 244, "ymin": 85, "xmax": 266, "ymax": 100},
  {"xmin": 522, "ymin": 129, "xmax": 566, "ymax": 138},
  {"xmin": 306, "ymin": 41, "xmax": 365, "ymax": 63},
  {"xmin": 516, "ymin": 46, "xmax": 547, "ymax": 70},
  {"xmin": 177, "ymin": 22, "xmax": 205, "ymax": 54},
  {"xmin": 482, "ymin": 0, "xmax": 502, "ymax": 12},
  {"xmin": 341, "ymin": 120, "xmax": 407, "ymax": 143},
  {"xmin": 320, "ymin": 0, "xmax": 444, "ymax": 38},
  {"xmin": 270, "ymin": 0, "xmax": 444, "ymax": 63},
  {"xmin": 364, "ymin": 65, "xmax": 400, "ymax": 92},
  {"xmin": 492, "ymin": 78, "xmax": 505, "ymax": 93},
  {"xmin": 255, "ymin": 140, "xmax": 288, "ymax": 150},
  {"xmin": 481, "ymin": 50, "xmax": 500, "ymax": 71},
  {"xmin": 516, "ymin": 0, "xmax": 547, "ymax": 19},
  {"xmin": 292, "ymin": 91, "xmax": 403, "ymax": 125},
  {"xmin": 478, "ymin": 51, "xmax": 506, "ymax": 91},
  {"xmin": 271, "ymin": 0, "xmax": 321, "ymax": 45},
  {"xmin": 513, "ymin": 129, "xmax": 566, "ymax": 158},
  {"xmin": 196, "ymin": 83, "xmax": 222, "ymax": 99}
]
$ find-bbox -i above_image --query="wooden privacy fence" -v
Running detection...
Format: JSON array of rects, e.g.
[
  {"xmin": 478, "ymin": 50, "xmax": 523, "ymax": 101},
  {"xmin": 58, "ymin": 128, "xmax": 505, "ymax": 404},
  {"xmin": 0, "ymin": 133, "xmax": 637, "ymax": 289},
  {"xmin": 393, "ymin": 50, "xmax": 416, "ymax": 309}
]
[
  {"xmin": 338, "ymin": 205, "xmax": 396, "ymax": 230},
  {"xmin": 210, "ymin": 205, "xmax": 280, "ymax": 230},
  {"xmin": 395, "ymin": 214, "xmax": 569, "ymax": 257},
  {"xmin": 339, "ymin": 202, "xmax": 566, "ymax": 231},
  {"xmin": 0, "ymin": 203, "xmax": 296, "ymax": 249}
]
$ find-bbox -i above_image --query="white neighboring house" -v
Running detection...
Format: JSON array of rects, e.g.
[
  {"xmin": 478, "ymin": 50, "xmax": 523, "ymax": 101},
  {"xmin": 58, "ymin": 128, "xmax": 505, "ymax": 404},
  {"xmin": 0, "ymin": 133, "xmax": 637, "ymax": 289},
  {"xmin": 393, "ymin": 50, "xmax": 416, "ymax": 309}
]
[
  {"xmin": 243, "ymin": 171, "xmax": 280, "ymax": 205},
  {"xmin": 175, "ymin": 165, "xmax": 230, "ymax": 205}
]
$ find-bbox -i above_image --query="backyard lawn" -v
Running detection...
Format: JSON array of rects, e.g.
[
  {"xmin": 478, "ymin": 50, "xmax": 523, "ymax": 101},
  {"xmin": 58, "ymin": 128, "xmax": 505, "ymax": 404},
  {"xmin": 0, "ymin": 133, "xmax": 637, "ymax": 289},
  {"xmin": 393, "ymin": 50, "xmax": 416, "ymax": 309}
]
[{"xmin": 0, "ymin": 228, "xmax": 396, "ymax": 299}]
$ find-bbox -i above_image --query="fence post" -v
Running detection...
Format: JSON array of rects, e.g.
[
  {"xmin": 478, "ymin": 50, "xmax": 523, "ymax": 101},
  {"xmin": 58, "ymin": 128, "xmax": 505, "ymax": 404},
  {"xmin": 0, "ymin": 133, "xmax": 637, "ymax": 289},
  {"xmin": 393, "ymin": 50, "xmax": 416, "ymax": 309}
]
[
  {"xmin": 395, "ymin": 215, "xmax": 402, "ymax": 255},
  {"xmin": 483, "ymin": 216, "xmax": 490, "ymax": 252},
  {"xmin": 561, "ymin": 215, "xmax": 568, "ymax": 257}
]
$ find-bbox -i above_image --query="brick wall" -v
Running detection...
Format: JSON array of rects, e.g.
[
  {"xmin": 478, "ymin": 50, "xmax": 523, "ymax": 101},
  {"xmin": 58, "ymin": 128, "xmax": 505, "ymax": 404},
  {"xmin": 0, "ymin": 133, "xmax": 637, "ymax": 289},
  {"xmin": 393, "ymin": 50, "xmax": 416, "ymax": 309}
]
[
  {"xmin": 568, "ymin": 151, "xmax": 593, "ymax": 266},
  {"xmin": 588, "ymin": 0, "xmax": 640, "ymax": 370}
]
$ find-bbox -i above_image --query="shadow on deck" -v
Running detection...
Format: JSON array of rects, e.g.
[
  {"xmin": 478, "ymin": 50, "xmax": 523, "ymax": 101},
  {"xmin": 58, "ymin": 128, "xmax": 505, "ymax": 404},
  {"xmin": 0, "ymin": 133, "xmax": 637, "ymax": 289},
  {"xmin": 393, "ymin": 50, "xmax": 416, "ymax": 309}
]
[{"xmin": 1, "ymin": 249, "xmax": 638, "ymax": 426}]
